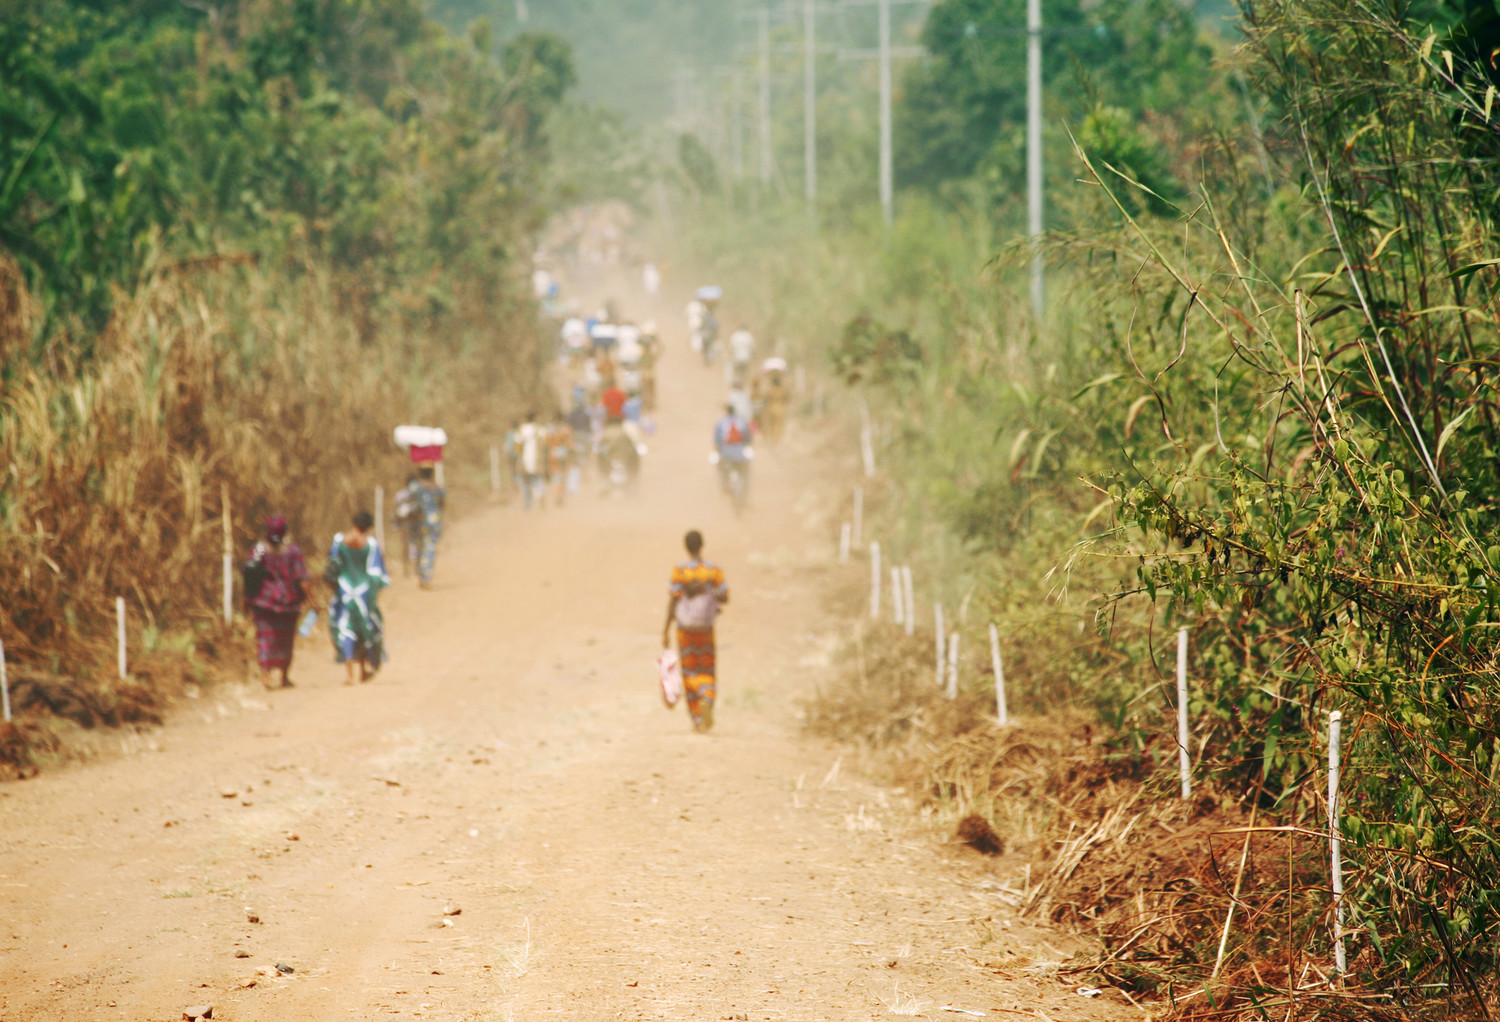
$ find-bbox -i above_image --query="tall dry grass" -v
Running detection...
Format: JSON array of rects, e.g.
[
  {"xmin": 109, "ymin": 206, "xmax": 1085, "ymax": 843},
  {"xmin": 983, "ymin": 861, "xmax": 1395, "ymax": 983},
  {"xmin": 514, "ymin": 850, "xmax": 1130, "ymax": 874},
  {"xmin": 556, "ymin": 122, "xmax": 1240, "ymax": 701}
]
[{"xmin": 0, "ymin": 251, "xmax": 546, "ymax": 682}]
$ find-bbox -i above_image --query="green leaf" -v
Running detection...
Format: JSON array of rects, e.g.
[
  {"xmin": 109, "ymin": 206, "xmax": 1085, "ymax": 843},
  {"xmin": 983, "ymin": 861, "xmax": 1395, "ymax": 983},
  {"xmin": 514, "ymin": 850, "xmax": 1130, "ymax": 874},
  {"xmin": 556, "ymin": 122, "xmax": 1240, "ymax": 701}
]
[{"xmin": 1436, "ymin": 404, "xmax": 1478, "ymax": 463}]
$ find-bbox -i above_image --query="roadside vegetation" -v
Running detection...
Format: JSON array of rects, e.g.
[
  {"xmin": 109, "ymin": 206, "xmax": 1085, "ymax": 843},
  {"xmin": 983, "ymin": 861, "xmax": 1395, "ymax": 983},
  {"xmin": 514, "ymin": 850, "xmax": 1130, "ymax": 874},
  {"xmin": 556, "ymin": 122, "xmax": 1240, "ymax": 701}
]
[
  {"xmin": 0, "ymin": 1, "xmax": 571, "ymax": 769},
  {"xmin": 641, "ymin": 0, "xmax": 1500, "ymax": 1016}
]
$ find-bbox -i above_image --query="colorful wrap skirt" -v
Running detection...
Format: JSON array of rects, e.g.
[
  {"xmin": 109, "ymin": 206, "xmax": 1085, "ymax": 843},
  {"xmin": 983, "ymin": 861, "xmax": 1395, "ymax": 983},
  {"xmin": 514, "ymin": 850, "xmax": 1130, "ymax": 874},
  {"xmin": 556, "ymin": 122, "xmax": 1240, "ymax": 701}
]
[
  {"xmin": 676, "ymin": 626, "xmax": 717, "ymax": 728},
  {"xmin": 253, "ymin": 609, "xmax": 299, "ymax": 670}
]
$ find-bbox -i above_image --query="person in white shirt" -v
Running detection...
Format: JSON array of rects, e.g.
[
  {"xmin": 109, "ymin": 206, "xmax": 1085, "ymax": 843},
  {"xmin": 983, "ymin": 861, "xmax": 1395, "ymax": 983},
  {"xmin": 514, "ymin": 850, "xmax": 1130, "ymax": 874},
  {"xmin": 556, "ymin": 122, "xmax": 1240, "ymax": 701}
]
[
  {"xmin": 514, "ymin": 412, "xmax": 546, "ymax": 511},
  {"xmin": 560, "ymin": 316, "xmax": 588, "ymax": 363},
  {"xmin": 728, "ymin": 327, "xmax": 755, "ymax": 386},
  {"xmin": 686, "ymin": 299, "xmax": 706, "ymax": 353}
]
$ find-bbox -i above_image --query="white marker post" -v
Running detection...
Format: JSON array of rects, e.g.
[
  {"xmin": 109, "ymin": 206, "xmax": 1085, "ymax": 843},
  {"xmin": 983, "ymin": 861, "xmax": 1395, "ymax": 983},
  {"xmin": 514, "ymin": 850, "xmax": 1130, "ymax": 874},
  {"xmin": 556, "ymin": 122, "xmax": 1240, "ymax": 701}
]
[
  {"xmin": 223, "ymin": 552, "xmax": 233, "ymax": 625},
  {"xmin": 435, "ymin": 460, "xmax": 445, "ymax": 489},
  {"xmin": 852, "ymin": 487, "xmax": 864, "ymax": 548},
  {"xmin": 375, "ymin": 485, "xmax": 386, "ymax": 555},
  {"xmin": 891, "ymin": 566, "xmax": 904, "ymax": 625},
  {"xmin": 858, "ymin": 399, "xmax": 877, "ymax": 477},
  {"xmin": 490, "ymin": 444, "xmax": 501, "ymax": 497},
  {"xmin": 869, "ymin": 542, "xmax": 881, "ymax": 619},
  {"xmin": 1329, "ymin": 710, "xmax": 1346, "ymax": 978},
  {"xmin": 990, "ymin": 623, "xmax": 1007, "ymax": 725},
  {"xmin": 934, "ymin": 603, "xmax": 945, "ymax": 688},
  {"xmin": 1176, "ymin": 626, "xmax": 1191, "ymax": 799},
  {"xmin": 116, "ymin": 597, "xmax": 127, "ymax": 680},
  {"xmin": 902, "ymin": 567, "xmax": 915, "ymax": 637},
  {"xmin": 795, "ymin": 365, "xmax": 806, "ymax": 394},
  {"xmin": 839, "ymin": 522, "xmax": 851, "ymax": 562},
  {"xmin": 1, "ymin": 637, "xmax": 10, "ymax": 724},
  {"xmin": 221, "ymin": 483, "xmax": 233, "ymax": 625},
  {"xmin": 946, "ymin": 632, "xmax": 959, "ymax": 700}
]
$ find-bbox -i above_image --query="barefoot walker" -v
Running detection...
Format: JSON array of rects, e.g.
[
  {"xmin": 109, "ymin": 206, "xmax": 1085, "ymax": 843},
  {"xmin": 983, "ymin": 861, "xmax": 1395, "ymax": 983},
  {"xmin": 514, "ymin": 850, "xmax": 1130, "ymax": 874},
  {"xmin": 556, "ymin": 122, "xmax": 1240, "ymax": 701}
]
[
  {"xmin": 243, "ymin": 514, "xmax": 310, "ymax": 691},
  {"xmin": 327, "ymin": 510, "xmax": 390, "ymax": 684},
  {"xmin": 662, "ymin": 530, "xmax": 729, "ymax": 733}
]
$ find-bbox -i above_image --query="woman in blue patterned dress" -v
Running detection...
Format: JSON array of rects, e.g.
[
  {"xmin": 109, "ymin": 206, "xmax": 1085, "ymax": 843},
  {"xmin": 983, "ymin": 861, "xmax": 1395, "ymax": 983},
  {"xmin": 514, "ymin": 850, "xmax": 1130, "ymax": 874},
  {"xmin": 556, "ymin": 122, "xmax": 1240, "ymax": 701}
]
[{"xmin": 327, "ymin": 510, "xmax": 390, "ymax": 685}]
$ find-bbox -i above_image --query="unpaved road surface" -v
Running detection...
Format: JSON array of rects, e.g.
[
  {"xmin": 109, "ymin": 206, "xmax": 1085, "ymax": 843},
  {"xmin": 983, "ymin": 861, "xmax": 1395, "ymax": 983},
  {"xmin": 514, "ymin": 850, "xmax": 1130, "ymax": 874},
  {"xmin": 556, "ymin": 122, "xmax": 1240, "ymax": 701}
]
[{"xmin": 0, "ymin": 276, "xmax": 1133, "ymax": 1021}]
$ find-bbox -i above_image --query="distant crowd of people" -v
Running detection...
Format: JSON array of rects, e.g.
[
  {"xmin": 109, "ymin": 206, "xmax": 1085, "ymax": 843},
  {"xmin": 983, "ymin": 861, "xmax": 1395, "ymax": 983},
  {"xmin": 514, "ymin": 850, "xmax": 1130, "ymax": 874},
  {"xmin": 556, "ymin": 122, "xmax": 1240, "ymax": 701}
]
[{"xmin": 238, "ymin": 252, "xmax": 795, "ymax": 733}]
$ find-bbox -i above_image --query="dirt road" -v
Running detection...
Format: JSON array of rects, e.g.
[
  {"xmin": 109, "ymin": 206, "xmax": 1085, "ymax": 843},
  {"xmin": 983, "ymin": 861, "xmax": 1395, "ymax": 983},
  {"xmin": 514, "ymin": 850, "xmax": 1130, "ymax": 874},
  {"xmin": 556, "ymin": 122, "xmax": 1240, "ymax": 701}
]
[{"xmin": 0, "ymin": 276, "xmax": 1132, "ymax": 1021}]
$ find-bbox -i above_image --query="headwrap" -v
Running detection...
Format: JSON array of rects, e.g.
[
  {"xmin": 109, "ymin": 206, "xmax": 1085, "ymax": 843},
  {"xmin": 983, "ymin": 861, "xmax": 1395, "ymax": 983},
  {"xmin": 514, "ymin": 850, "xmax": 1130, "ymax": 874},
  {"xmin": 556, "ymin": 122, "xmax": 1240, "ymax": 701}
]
[{"xmin": 265, "ymin": 515, "xmax": 289, "ymax": 542}]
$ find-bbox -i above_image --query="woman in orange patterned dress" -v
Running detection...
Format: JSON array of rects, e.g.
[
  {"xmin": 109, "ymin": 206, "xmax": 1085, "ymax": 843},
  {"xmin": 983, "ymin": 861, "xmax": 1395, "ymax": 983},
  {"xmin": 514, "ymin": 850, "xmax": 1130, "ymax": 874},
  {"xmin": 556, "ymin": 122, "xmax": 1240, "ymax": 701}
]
[{"xmin": 661, "ymin": 530, "xmax": 729, "ymax": 732}]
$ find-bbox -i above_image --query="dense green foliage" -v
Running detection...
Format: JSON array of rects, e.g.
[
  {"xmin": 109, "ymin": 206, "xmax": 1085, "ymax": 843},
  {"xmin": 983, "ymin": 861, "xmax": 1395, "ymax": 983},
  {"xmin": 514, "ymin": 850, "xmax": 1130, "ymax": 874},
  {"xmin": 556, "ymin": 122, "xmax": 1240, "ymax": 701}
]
[
  {"xmin": 654, "ymin": 0, "xmax": 1500, "ymax": 1013},
  {"xmin": 0, "ymin": 1, "xmax": 570, "ymax": 681},
  {"xmin": 1, "ymin": 0, "xmax": 573, "ymax": 340}
]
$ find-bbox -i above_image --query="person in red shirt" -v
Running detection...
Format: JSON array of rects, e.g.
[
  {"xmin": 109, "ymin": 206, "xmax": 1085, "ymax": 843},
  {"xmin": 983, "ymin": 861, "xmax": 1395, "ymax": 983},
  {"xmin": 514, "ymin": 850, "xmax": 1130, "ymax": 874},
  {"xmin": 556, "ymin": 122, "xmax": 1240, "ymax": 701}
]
[{"xmin": 600, "ymin": 380, "xmax": 627, "ymax": 423}]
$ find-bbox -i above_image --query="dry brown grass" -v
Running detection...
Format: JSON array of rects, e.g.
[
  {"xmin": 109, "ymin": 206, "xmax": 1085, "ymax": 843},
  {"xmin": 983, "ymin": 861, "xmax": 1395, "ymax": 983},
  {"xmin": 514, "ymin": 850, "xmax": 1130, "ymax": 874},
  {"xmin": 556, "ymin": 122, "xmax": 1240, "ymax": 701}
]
[
  {"xmin": 804, "ymin": 621, "xmax": 1469, "ymax": 1021},
  {"xmin": 0, "ymin": 254, "xmax": 546, "ymax": 771}
]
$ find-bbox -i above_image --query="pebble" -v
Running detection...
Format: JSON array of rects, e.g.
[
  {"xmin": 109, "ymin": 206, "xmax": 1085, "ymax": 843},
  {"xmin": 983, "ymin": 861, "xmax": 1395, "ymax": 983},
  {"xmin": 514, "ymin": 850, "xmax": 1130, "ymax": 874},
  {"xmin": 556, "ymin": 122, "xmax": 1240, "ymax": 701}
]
[
  {"xmin": 275, "ymin": 962, "xmax": 295, "ymax": 974},
  {"xmin": 182, "ymin": 1006, "xmax": 213, "ymax": 1021},
  {"xmin": 442, "ymin": 903, "xmax": 461, "ymax": 916},
  {"xmin": 234, "ymin": 949, "xmax": 251, "ymax": 959}
]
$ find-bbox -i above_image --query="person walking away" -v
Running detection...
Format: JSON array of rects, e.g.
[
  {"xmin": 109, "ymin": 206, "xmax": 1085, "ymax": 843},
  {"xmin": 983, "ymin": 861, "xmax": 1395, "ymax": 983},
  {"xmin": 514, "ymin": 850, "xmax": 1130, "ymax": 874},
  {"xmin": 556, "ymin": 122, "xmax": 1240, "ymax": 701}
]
[
  {"xmin": 546, "ymin": 413, "xmax": 574, "ymax": 507},
  {"xmin": 567, "ymin": 399, "xmax": 592, "ymax": 491},
  {"xmin": 560, "ymin": 315, "xmax": 589, "ymax": 366},
  {"xmin": 503, "ymin": 419, "xmax": 522, "ymax": 499},
  {"xmin": 393, "ymin": 475, "xmax": 422, "ymax": 576},
  {"xmin": 700, "ymin": 303, "xmax": 720, "ymax": 366},
  {"xmin": 515, "ymin": 412, "xmax": 546, "ymax": 510},
  {"xmin": 600, "ymin": 378, "xmax": 628, "ymax": 425},
  {"xmin": 243, "ymin": 515, "xmax": 309, "ymax": 690},
  {"xmin": 327, "ymin": 510, "xmax": 389, "ymax": 684},
  {"xmin": 756, "ymin": 367, "xmax": 789, "ymax": 444},
  {"xmin": 728, "ymin": 327, "xmax": 755, "ymax": 387},
  {"xmin": 662, "ymin": 530, "xmax": 729, "ymax": 733},
  {"xmin": 639, "ymin": 321, "xmax": 661, "ymax": 411},
  {"xmin": 414, "ymin": 464, "xmax": 445, "ymax": 588},
  {"xmin": 714, "ymin": 402, "xmax": 754, "ymax": 498},
  {"xmin": 686, "ymin": 298, "xmax": 706, "ymax": 355}
]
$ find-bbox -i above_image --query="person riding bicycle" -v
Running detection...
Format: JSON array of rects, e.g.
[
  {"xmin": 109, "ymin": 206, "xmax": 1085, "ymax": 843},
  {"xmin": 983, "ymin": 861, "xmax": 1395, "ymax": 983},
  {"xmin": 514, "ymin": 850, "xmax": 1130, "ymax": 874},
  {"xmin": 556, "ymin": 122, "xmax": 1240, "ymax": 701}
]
[{"xmin": 713, "ymin": 402, "xmax": 754, "ymax": 496}]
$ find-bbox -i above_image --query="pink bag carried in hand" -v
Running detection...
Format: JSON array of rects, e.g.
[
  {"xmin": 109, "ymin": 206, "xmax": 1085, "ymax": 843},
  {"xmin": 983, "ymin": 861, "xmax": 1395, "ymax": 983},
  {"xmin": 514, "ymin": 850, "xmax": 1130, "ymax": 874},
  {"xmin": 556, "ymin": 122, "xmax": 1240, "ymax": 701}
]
[{"xmin": 657, "ymin": 649, "xmax": 683, "ymax": 708}]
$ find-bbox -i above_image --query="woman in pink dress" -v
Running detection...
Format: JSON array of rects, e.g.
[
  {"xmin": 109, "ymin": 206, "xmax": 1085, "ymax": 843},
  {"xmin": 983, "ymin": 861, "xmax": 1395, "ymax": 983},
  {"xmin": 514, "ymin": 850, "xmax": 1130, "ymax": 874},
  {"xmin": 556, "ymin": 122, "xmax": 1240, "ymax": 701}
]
[{"xmin": 244, "ymin": 515, "xmax": 309, "ymax": 690}]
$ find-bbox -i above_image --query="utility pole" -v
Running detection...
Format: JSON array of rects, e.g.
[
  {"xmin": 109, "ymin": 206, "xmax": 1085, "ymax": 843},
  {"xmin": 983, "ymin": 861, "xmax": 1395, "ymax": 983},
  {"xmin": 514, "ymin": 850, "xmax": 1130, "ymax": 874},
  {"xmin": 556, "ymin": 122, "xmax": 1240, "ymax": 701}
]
[
  {"xmin": 878, "ymin": 0, "xmax": 893, "ymax": 227},
  {"xmin": 1026, "ymin": 0, "xmax": 1044, "ymax": 327},
  {"xmin": 732, "ymin": 69, "xmax": 745, "ymax": 180},
  {"xmin": 840, "ymin": 0, "xmax": 925, "ymax": 229},
  {"xmin": 759, "ymin": 7, "xmax": 773, "ymax": 189},
  {"xmin": 804, "ymin": 0, "xmax": 817, "ymax": 211}
]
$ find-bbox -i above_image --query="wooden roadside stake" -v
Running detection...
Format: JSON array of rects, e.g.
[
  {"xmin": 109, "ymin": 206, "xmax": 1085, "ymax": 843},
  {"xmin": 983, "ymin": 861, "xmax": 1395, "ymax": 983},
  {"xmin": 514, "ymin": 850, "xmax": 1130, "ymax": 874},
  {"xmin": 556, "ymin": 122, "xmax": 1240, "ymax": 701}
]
[
  {"xmin": 435, "ymin": 461, "xmax": 445, "ymax": 489},
  {"xmin": 890, "ymin": 566, "xmax": 904, "ymax": 625},
  {"xmin": 1330, "ymin": 710, "xmax": 1346, "ymax": 978},
  {"xmin": 859, "ymin": 400, "xmax": 876, "ymax": 477},
  {"xmin": 116, "ymin": 597, "xmax": 127, "ymax": 680},
  {"xmin": 989, "ymin": 623, "xmax": 1007, "ymax": 725},
  {"xmin": 934, "ymin": 603, "xmax": 945, "ymax": 688},
  {"xmin": 869, "ymin": 542, "xmax": 881, "ymax": 619},
  {"xmin": 1177, "ymin": 626, "xmax": 1191, "ymax": 799},
  {"xmin": 221, "ymin": 482, "xmax": 233, "ymax": 625},
  {"xmin": 852, "ymin": 487, "xmax": 864, "ymax": 548},
  {"xmin": 945, "ymin": 632, "xmax": 959, "ymax": 700},
  {"xmin": 1, "ymin": 636, "xmax": 10, "ymax": 724},
  {"xmin": 902, "ymin": 567, "xmax": 914, "ymax": 637},
  {"xmin": 375, "ymin": 485, "xmax": 386, "ymax": 554},
  {"xmin": 490, "ymin": 444, "xmax": 502, "ymax": 497},
  {"xmin": 839, "ymin": 522, "xmax": 851, "ymax": 562}
]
